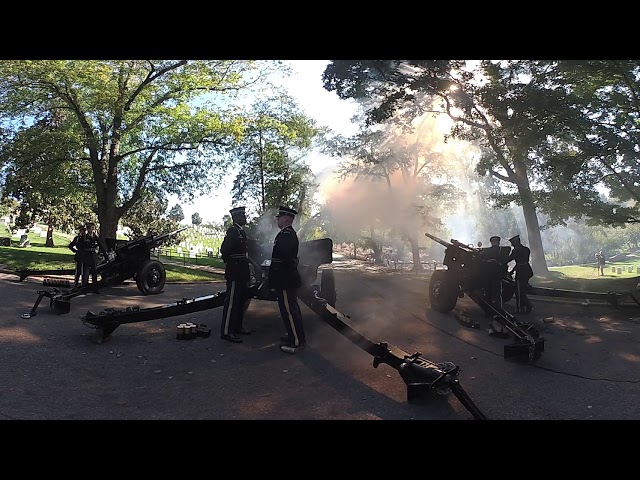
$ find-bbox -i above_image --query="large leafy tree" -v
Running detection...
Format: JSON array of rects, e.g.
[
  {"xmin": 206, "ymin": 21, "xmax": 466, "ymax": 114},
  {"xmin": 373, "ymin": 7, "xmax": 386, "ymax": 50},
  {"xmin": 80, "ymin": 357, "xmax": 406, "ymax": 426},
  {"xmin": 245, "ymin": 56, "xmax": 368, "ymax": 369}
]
[
  {"xmin": 167, "ymin": 204, "xmax": 184, "ymax": 223},
  {"xmin": 229, "ymin": 94, "xmax": 320, "ymax": 219},
  {"xmin": 0, "ymin": 60, "xmax": 284, "ymax": 241},
  {"xmin": 552, "ymin": 61, "xmax": 640, "ymax": 224},
  {"xmin": 322, "ymin": 60, "xmax": 604, "ymax": 274},
  {"xmin": 0, "ymin": 111, "xmax": 96, "ymax": 244}
]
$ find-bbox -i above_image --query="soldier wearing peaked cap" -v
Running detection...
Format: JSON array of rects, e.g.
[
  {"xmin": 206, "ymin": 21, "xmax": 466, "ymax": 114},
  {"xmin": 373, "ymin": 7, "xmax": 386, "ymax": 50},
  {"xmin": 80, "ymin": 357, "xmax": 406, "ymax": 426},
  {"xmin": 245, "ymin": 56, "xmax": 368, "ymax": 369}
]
[
  {"xmin": 269, "ymin": 205, "xmax": 305, "ymax": 354},
  {"xmin": 219, "ymin": 206, "xmax": 251, "ymax": 343},
  {"xmin": 68, "ymin": 224, "xmax": 86, "ymax": 288},
  {"xmin": 482, "ymin": 235, "xmax": 505, "ymax": 310},
  {"xmin": 78, "ymin": 221, "xmax": 109, "ymax": 290},
  {"xmin": 507, "ymin": 234, "xmax": 533, "ymax": 314}
]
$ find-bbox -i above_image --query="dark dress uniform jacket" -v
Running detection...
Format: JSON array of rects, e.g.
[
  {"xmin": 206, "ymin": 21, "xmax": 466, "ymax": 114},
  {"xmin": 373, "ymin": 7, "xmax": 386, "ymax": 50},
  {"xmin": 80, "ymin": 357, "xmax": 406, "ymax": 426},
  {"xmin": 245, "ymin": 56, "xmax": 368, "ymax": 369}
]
[
  {"xmin": 68, "ymin": 234, "xmax": 82, "ymax": 255},
  {"xmin": 268, "ymin": 225, "xmax": 302, "ymax": 290},
  {"xmin": 78, "ymin": 233, "xmax": 107, "ymax": 256},
  {"xmin": 482, "ymin": 245, "xmax": 505, "ymax": 278},
  {"xmin": 508, "ymin": 244, "xmax": 534, "ymax": 280},
  {"xmin": 220, "ymin": 224, "xmax": 250, "ymax": 281}
]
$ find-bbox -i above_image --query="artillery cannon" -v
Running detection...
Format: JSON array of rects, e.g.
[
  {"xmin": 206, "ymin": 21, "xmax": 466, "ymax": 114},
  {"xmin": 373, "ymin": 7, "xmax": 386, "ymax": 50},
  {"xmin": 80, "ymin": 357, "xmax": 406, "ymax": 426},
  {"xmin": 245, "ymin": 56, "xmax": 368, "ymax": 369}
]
[
  {"xmin": 424, "ymin": 232, "xmax": 544, "ymax": 362},
  {"xmin": 20, "ymin": 227, "xmax": 188, "ymax": 318},
  {"xmin": 97, "ymin": 226, "xmax": 188, "ymax": 295}
]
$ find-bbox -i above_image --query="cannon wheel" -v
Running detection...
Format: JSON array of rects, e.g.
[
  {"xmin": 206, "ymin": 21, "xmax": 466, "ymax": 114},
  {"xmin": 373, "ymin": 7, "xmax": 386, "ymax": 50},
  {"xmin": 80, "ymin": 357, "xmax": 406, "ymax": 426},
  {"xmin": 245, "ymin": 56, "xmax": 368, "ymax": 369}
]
[
  {"xmin": 136, "ymin": 259, "xmax": 166, "ymax": 295},
  {"xmin": 502, "ymin": 279, "xmax": 515, "ymax": 303},
  {"xmin": 429, "ymin": 270, "xmax": 459, "ymax": 313},
  {"xmin": 320, "ymin": 268, "xmax": 337, "ymax": 307}
]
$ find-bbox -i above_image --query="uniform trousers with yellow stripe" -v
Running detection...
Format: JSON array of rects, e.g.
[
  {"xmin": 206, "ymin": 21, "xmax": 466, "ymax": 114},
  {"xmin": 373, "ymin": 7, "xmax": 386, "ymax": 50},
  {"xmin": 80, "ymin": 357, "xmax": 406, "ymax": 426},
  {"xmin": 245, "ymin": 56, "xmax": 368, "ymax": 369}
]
[
  {"xmin": 277, "ymin": 287, "xmax": 305, "ymax": 347},
  {"xmin": 220, "ymin": 279, "xmax": 248, "ymax": 337}
]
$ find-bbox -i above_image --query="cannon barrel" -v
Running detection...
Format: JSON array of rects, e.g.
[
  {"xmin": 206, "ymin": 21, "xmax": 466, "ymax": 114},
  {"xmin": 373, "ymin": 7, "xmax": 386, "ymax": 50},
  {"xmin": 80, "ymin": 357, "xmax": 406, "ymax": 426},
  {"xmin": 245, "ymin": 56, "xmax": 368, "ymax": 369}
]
[
  {"xmin": 424, "ymin": 232, "xmax": 454, "ymax": 248},
  {"xmin": 145, "ymin": 226, "xmax": 189, "ymax": 248},
  {"xmin": 114, "ymin": 226, "xmax": 189, "ymax": 252},
  {"xmin": 425, "ymin": 232, "xmax": 479, "ymax": 253}
]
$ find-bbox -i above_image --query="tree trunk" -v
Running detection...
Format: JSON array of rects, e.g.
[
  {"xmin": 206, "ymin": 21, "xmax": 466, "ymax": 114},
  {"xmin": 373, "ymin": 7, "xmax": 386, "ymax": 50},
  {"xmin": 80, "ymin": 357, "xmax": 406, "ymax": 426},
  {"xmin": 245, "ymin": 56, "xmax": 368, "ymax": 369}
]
[
  {"xmin": 519, "ymin": 191, "xmax": 548, "ymax": 275},
  {"xmin": 97, "ymin": 207, "xmax": 120, "ymax": 243},
  {"xmin": 409, "ymin": 236, "xmax": 423, "ymax": 272}
]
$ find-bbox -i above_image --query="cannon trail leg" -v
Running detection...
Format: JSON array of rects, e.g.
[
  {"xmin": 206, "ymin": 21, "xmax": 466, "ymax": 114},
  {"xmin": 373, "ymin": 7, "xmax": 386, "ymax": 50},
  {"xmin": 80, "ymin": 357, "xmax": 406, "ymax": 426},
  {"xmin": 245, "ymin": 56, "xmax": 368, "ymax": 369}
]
[
  {"xmin": 298, "ymin": 288, "xmax": 487, "ymax": 420},
  {"xmin": 80, "ymin": 292, "xmax": 227, "ymax": 341},
  {"xmin": 21, "ymin": 290, "xmax": 50, "ymax": 318},
  {"xmin": 467, "ymin": 291, "xmax": 544, "ymax": 362}
]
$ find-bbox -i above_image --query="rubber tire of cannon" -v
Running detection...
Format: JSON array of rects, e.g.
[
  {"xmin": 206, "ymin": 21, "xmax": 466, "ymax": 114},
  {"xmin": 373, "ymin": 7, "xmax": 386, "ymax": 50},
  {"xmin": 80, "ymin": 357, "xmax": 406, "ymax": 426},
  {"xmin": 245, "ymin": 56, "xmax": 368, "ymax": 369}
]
[
  {"xmin": 320, "ymin": 268, "xmax": 337, "ymax": 307},
  {"xmin": 502, "ymin": 279, "xmax": 515, "ymax": 303},
  {"xmin": 429, "ymin": 270, "xmax": 459, "ymax": 313},
  {"xmin": 136, "ymin": 259, "xmax": 166, "ymax": 295}
]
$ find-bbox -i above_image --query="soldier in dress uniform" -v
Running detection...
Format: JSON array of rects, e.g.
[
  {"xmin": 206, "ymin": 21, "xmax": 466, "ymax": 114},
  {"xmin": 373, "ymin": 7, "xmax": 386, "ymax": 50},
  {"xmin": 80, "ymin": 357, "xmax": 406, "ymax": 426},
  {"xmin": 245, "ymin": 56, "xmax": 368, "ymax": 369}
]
[
  {"xmin": 79, "ymin": 222, "xmax": 109, "ymax": 289},
  {"xmin": 68, "ymin": 225, "xmax": 86, "ymax": 288},
  {"xmin": 482, "ymin": 235, "xmax": 505, "ymax": 310},
  {"xmin": 269, "ymin": 206, "xmax": 305, "ymax": 354},
  {"xmin": 219, "ymin": 206, "xmax": 251, "ymax": 343},
  {"xmin": 507, "ymin": 234, "xmax": 534, "ymax": 314}
]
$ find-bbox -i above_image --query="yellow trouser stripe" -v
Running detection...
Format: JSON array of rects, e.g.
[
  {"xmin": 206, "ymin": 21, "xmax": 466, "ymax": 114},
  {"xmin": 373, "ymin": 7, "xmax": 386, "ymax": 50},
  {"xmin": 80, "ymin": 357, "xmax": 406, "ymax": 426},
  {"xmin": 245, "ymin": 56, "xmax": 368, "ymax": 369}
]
[
  {"xmin": 223, "ymin": 281, "xmax": 236, "ymax": 335},
  {"xmin": 283, "ymin": 290, "xmax": 299, "ymax": 346}
]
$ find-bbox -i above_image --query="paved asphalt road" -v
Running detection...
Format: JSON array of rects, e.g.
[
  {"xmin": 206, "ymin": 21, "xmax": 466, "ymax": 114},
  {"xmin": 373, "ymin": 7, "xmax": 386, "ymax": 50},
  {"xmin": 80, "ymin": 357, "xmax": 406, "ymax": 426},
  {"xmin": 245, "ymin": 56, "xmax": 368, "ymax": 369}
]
[{"xmin": 0, "ymin": 257, "xmax": 639, "ymax": 421}]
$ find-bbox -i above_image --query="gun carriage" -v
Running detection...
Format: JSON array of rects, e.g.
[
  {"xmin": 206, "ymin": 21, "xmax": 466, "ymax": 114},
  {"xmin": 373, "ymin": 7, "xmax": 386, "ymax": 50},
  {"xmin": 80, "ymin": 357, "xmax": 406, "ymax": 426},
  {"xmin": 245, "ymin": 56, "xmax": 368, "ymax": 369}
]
[
  {"xmin": 425, "ymin": 232, "xmax": 545, "ymax": 362},
  {"xmin": 20, "ymin": 227, "xmax": 188, "ymax": 318}
]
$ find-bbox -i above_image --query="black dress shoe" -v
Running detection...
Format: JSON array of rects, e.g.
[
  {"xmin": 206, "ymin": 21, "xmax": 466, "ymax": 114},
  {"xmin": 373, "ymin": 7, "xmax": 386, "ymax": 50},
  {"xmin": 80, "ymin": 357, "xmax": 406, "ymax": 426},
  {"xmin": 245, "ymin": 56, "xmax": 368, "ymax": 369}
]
[
  {"xmin": 280, "ymin": 344, "xmax": 305, "ymax": 354},
  {"xmin": 220, "ymin": 334, "xmax": 243, "ymax": 343},
  {"xmin": 235, "ymin": 328, "xmax": 252, "ymax": 335},
  {"xmin": 280, "ymin": 335, "xmax": 291, "ymax": 343}
]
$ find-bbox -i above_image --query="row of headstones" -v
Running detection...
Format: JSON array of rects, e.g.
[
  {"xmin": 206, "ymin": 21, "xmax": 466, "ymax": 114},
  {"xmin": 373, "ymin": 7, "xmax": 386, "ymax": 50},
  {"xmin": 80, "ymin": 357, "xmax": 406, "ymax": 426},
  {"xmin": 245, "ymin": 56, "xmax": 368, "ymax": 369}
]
[
  {"xmin": 176, "ymin": 245, "xmax": 217, "ymax": 258},
  {"xmin": 611, "ymin": 265, "xmax": 640, "ymax": 274},
  {"xmin": 11, "ymin": 227, "xmax": 47, "ymax": 238}
]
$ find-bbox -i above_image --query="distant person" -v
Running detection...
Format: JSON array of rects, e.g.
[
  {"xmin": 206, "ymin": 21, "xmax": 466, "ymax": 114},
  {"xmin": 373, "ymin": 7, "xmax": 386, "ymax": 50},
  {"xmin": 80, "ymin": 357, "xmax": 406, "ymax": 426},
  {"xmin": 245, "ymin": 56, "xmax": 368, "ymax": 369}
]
[
  {"xmin": 269, "ymin": 206, "xmax": 305, "ymax": 354},
  {"xmin": 219, "ymin": 206, "xmax": 251, "ymax": 343},
  {"xmin": 507, "ymin": 235, "xmax": 533, "ymax": 314},
  {"xmin": 68, "ymin": 225, "xmax": 86, "ymax": 288},
  {"xmin": 596, "ymin": 250, "xmax": 606, "ymax": 276}
]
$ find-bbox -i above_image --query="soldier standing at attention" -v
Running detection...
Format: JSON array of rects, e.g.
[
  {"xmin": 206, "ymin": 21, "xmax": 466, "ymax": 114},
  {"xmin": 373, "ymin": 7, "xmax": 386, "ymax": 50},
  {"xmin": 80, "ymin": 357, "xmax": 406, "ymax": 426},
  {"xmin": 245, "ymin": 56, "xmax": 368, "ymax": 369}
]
[
  {"xmin": 68, "ymin": 224, "xmax": 86, "ymax": 288},
  {"xmin": 79, "ymin": 222, "xmax": 108, "ymax": 290},
  {"xmin": 507, "ymin": 234, "xmax": 534, "ymax": 314},
  {"xmin": 483, "ymin": 235, "xmax": 505, "ymax": 310},
  {"xmin": 219, "ymin": 206, "xmax": 251, "ymax": 343},
  {"xmin": 269, "ymin": 206, "xmax": 305, "ymax": 354}
]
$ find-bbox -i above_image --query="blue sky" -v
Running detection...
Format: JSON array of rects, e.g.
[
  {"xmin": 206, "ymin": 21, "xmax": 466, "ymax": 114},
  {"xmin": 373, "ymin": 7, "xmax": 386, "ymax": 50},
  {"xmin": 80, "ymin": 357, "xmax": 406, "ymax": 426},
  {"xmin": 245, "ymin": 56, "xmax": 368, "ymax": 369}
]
[{"xmin": 174, "ymin": 60, "xmax": 360, "ymax": 225}]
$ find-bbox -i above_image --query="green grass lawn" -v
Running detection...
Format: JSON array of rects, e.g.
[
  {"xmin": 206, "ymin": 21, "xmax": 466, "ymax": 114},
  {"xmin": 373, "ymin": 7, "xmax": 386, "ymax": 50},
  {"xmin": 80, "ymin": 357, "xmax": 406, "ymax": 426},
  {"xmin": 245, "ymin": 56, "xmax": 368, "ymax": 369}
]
[{"xmin": 537, "ymin": 263, "xmax": 640, "ymax": 293}]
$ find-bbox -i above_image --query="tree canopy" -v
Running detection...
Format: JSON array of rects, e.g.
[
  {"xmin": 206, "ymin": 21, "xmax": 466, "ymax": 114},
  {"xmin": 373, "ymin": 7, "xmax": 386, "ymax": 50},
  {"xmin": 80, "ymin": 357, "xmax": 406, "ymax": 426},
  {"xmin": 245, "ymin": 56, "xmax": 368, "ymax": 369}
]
[
  {"xmin": 321, "ymin": 60, "xmax": 640, "ymax": 274},
  {"xmin": 0, "ymin": 60, "xmax": 286, "ymax": 239}
]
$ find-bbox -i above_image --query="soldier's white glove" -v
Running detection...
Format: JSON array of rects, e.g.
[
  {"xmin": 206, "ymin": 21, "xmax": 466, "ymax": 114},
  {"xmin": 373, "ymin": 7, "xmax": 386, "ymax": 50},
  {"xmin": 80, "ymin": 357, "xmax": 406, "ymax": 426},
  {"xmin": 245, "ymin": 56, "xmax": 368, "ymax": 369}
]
[{"xmin": 107, "ymin": 251, "xmax": 116, "ymax": 262}]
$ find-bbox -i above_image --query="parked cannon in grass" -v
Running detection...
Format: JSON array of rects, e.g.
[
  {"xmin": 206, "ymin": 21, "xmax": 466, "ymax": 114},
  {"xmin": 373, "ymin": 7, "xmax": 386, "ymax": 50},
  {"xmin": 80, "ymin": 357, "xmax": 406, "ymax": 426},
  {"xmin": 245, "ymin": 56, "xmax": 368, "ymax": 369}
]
[
  {"xmin": 20, "ymin": 227, "xmax": 188, "ymax": 318},
  {"xmin": 97, "ymin": 226, "xmax": 188, "ymax": 295}
]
